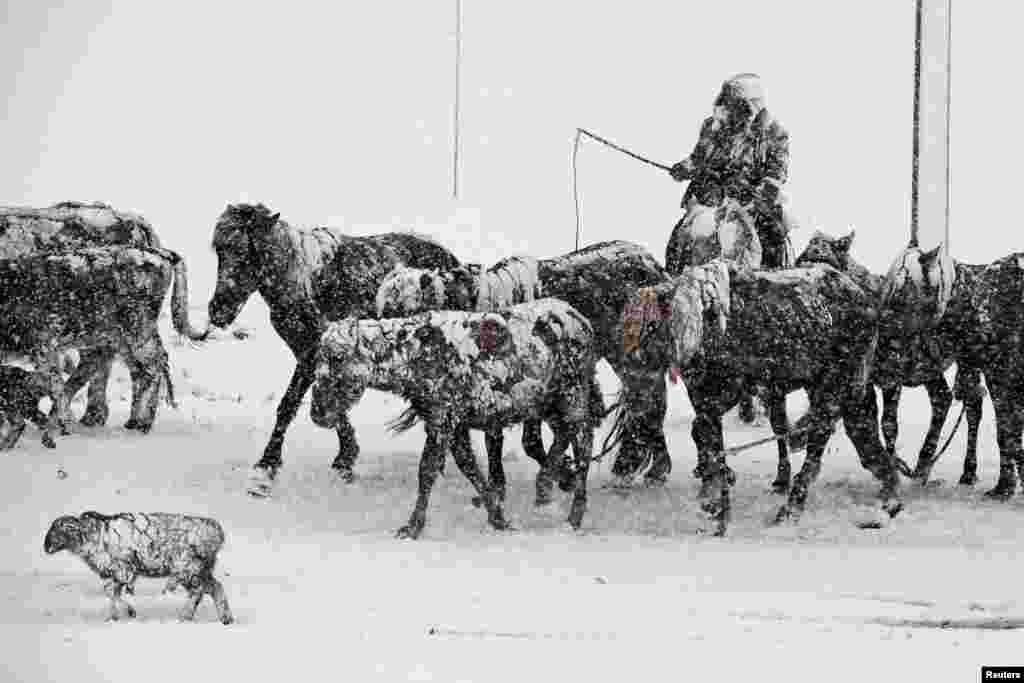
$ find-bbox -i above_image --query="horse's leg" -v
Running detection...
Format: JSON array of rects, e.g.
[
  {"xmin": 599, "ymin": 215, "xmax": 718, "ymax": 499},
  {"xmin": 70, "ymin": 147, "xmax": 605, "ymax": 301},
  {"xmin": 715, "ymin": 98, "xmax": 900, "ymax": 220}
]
[
  {"xmin": 248, "ymin": 352, "xmax": 318, "ymax": 496},
  {"xmin": 880, "ymin": 384, "xmax": 901, "ymax": 460},
  {"xmin": 451, "ymin": 424, "xmax": 510, "ymax": 531},
  {"xmin": 955, "ymin": 365, "xmax": 985, "ymax": 486},
  {"xmin": 775, "ymin": 398, "xmax": 833, "ymax": 524},
  {"xmin": 123, "ymin": 336, "xmax": 167, "ymax": 434},
  {"xmin": 397, "ymin": 424, "xmax": 449, "ymax": 540},
  {"xmin": 691, "ymin": 407, "xmax": 731, "ymax": 534},
  {"xmin": 767, "ymin": 390, "xmax": 791, "ymax": 494},
  {"xmin": 909, "ymin": 376, "xmax": 953, "ymax": 484},
  {"xmin": 737, "ymin": 393, "xmax": 757, "ymax": 424},
  {"xmin": 984, "ymin": 375, "xmax": 1021, "ymax": 500},
  {"xmin": 471, "ymin": 426, "xmax": 506, "ymax": 508},
  {"xmin": 844, "ymin": 386, "xmax": 903, "ymax": 517},
  {"xmin": 641, "ymin": 373, "xmax": 672, "ymax": 486},
  {"xmin": 960, "ymin": 393, "xmax": 984, "ymax": 487},
  {"xmin": 329, "ymin": 415, "xmax": 359, "ymax": 483},
  {"xmin": 566, "ymin": 424, "xmax": 595, "ymax": 531},
  {"xmin": 72, "ymin": 349, "xmax": 114, "ymax": 427}
]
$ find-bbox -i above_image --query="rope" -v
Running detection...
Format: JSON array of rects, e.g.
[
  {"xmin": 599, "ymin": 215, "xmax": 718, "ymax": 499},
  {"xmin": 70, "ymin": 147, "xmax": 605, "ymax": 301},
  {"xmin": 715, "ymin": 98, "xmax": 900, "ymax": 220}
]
[
  {"xmin": 893, "ymin": 400, "xmax": 967, "ymax": 478},
  {"xmin": 452, "ymin": 0, "xmax": 462, "ymax": 199}
]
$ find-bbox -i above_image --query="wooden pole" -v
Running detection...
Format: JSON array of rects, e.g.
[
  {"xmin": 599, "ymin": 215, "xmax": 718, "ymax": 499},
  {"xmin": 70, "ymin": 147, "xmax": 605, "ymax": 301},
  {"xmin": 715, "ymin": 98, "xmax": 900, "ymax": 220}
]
[
  {"xmin": 910, "ymin": 0, "xmax": 923, "ymax": 248},
  {"xmin": 452, "ymin": 0, "xmax": 462, "ymax": 199}
]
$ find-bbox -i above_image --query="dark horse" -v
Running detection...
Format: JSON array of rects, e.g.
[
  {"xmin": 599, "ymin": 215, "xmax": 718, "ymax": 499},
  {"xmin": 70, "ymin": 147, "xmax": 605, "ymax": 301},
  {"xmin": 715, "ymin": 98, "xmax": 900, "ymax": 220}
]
[
  {"xmin": 616, "ymin": 259, "xmax": 902, "ymax": 534},
  {"xmin": 794, "ymin": 231, "xmax": 987, "ymax": 488},
  {"xmin": 375, "ymin": 240, "xmax": 671, "ymax": 497},
  {"xmin": 206, "ymin": 203, "xmax": 462, "ymax": 496},
  {"xmin": 960, "ymin": 253, "xmax": 1024, "ymax": 500}
]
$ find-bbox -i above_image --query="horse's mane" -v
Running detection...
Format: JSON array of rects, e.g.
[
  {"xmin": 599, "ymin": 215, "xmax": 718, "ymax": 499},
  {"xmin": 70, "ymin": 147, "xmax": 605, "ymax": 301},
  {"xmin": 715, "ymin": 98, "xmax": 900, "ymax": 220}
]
[{"xmin": 475, "ymin": 255, "xmax": 542, "ymax": 312}]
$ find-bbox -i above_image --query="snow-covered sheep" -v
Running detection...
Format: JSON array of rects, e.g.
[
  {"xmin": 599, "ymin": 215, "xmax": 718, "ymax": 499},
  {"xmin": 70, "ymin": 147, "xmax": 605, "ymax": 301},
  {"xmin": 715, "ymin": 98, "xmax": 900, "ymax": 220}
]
[
  {"xmin": 44, "ymin": 511, "xmax": 233, "ymax": 624},
  {"xmin": 311, "ymin": 298, "xmax": 603, "ymax": 539}
]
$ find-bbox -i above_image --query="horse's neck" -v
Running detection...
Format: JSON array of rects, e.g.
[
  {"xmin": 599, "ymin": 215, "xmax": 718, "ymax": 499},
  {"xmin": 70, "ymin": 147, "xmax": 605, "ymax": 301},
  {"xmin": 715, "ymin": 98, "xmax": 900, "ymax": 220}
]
[{"xmin": 253, "ymin": 224, "xmax": 326, "ymax": 313}]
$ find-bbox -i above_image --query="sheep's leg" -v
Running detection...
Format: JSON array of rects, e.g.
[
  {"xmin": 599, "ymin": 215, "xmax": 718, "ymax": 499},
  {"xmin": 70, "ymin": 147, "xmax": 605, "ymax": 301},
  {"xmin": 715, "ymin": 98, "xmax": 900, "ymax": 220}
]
[
  {"xmin": 451, "ymin": 425, "xmax": 510, "ymax": 531},
  {"xmin": 103, "ymin": 579, "xmax": 135, "ymax": 621},
  {"xmin": 397, "ymin": 426, "xmax": 448, "ymax": 540},
  {"xmin": 179, "ymin": 586, "xmax": 204, "ymax": 622},
  {"xmin": 206, "ymin": 576, "xmax": 234, "ymax": 625}
]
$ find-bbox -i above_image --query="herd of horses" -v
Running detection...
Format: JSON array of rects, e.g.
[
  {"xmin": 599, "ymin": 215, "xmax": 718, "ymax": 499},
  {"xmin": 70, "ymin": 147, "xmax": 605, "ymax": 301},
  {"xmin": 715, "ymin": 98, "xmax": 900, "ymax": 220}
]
[{"xmin": 2, "ymin": 199, "xmax": 1024, "ymax": 537}]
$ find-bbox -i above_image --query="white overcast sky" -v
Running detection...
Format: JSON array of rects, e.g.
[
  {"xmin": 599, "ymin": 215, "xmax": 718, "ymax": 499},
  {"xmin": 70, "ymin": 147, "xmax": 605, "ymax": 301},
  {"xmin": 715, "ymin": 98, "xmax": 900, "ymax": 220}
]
[{"xmin": 1, "ymin": 1, "xmax": 1018, "ymax": 300}]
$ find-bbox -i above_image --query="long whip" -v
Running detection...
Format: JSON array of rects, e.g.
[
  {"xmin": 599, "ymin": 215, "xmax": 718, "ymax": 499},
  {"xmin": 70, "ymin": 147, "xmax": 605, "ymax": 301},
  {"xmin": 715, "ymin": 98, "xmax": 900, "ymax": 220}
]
[{"xmin": 572, "ymin": 127, "xmax": 674, "ymax": 250}]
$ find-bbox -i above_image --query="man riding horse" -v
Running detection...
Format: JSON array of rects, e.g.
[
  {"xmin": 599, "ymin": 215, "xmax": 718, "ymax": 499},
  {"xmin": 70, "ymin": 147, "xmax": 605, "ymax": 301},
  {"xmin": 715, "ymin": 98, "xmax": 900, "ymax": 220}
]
[{"xmin": 666, "ymin": 73, "xmax": 796, "ymax": 272}]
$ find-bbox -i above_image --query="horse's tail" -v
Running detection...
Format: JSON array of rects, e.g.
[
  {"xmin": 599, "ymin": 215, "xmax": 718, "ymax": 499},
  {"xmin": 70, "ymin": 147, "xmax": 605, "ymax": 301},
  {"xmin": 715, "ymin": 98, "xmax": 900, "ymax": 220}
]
[{"xmin": 158, "ymin": 249, "xmax": 210, "ymax": 343}]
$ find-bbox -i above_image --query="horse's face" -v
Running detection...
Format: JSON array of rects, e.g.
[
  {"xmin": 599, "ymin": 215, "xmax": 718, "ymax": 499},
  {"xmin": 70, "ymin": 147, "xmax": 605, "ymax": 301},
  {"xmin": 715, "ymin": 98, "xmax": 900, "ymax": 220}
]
[
  {"xmin": 795, "ymin": 230, "xmax": 855, "ymax": 271},
  {"xmin": 377, "ymin": 268, "xmax": 441, "ymax": 317},
  {"xmin": 311, "ymin": 345, "xmax": 368, "ymax": 429},
  {"xmin": 208, "ymin": 207, "xmax": 279, "ymax": 328},
  {"xmin": 882, "ymin": 243, "xmax": 955, "ymax": 334}
]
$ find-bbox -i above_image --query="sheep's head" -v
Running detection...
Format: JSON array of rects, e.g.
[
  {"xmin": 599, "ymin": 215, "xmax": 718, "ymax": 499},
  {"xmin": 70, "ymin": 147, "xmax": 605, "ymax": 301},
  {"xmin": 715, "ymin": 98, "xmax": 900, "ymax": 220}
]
[{"xmin": 44, "ymin": 515, "xmax": 83, "ymax": 554}]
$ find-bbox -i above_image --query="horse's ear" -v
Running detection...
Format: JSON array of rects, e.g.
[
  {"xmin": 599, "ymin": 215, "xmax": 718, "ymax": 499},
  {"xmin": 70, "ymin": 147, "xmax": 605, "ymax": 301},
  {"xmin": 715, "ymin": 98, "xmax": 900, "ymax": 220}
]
[
  {"xmin": 270, "ymin": 212, "xmax": 281, "ymax": 223},
  {"xmin": 836, "ymin": 230, "xmax": 856, "ymax": 254},
  {"xmin": 919, "ymin": 244, "xmax": 941, "ymax": 266}
]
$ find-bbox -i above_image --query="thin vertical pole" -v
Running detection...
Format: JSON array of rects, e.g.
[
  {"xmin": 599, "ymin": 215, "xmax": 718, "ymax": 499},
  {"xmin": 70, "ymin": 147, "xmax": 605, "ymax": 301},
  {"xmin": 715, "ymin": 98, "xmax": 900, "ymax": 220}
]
[
  {"xmin": 944, "ymin": 0, "xmax": 952, "ymax": 248},
  {"xmin": 453, "ymin": 0, "xmax": 462, "ymax": 199},
  {"xmin": 910, "ymin": 0, "xmax": 923, "ymax": 248}
]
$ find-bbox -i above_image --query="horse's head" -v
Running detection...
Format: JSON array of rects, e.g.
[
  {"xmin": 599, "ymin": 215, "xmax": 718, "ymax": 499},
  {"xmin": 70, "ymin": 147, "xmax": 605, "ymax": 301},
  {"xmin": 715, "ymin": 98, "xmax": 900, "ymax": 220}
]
[
  {"xmin": 881, "ymin": 241, "xmax": 955, "ymax": 334},
  {"xmin": 668, "ymin": 260, "xmax": 731, "ymax": 368},
  {"xmin": 795, "ymin": 228, "xmax": 856, "ymax": 271},
  {"xmin": 311, "ymin": 318, "xmax": 369, "ymax": 429},
  {"xmin": 208, "ymin": 203, "xmax": 280, "ymax": 328}
]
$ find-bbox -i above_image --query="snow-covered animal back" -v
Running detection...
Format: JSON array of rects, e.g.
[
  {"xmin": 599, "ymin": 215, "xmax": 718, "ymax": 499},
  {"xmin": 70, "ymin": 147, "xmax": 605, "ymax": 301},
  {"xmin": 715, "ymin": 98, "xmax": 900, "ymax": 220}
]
[{"xmin": 312, "ymin": 298, "xmax": 601, "ymax": 538}]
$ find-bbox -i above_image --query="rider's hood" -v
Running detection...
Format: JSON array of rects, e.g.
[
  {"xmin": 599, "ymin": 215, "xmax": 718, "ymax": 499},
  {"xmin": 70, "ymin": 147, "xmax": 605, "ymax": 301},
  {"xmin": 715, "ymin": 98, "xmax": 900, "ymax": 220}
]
[{"xmin": 716, "ymin": 73, "xmax": 766, "ymax": 118}]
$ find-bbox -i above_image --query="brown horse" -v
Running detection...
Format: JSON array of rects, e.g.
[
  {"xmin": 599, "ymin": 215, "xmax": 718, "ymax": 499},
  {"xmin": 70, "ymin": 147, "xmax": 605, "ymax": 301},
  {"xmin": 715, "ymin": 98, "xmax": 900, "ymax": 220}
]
[{"xmin": 205, "ymin": 203, "xmax": 463, "ymax": 497}]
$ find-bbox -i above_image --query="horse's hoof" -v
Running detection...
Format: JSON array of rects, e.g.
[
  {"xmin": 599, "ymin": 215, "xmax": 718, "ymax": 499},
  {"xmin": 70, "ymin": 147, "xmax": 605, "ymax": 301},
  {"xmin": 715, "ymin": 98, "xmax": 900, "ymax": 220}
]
[
  {"xmin": 883, "ymin": 500, "xmax": 903, "ymax": 518},
  {"xmin": 124, "ymin": 606, "xmax": 137, "ymax": 619},
  {"xmin": 332, "ymin": 467, "xmax": 356, "ymax": 484},
  {"xmin": 643, "ymin": 476, "xmax": 667, "ymax": 489},
  {"xmin": 395, "ymin": 525, "xmax": 421, "ymax": 540},
  {"xmin": 79, "ymin": 411, "xmax": 108, "ymax": 427},
  {"xmin": 773, "ymin": 505, "xmax": 798, "ymax": 525},
  {"xmin": 983, "ymin": 487, "xmax": 1015, "ymax": 502},
  {"xmin": 958, "ymin": 474, "xmax": 977, "ymax": 487},
  {"xmin": 220, "ymin": 613, "xmax": 234, "ymax": 625},
  {"xmin": 42, "ymin": 435, "xmax": 57, "ymax": 449},
  {"xmin": 770, "ymin": 480, "xmax": 790, "ymax": 495},
  {"xmin": 246, "ymin": 467, "xmax": 276, "ymax": 498}
]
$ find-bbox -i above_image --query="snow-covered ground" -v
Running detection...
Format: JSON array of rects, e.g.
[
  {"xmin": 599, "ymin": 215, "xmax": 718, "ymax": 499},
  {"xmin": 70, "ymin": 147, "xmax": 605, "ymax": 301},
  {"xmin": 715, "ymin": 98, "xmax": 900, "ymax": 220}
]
[{"xmin": 2, "ymin": 303, "xmax": 1022, "ymax": 683}]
